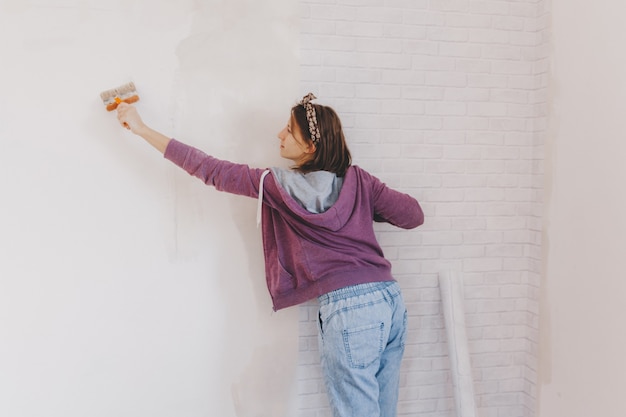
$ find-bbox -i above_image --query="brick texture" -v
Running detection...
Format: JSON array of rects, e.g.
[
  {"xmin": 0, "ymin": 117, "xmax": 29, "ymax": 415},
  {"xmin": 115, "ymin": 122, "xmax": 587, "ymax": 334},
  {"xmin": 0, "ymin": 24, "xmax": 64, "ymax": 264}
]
[{"xmin": 297, "ymin": 1, "xmax": 549, "ymax": 416}]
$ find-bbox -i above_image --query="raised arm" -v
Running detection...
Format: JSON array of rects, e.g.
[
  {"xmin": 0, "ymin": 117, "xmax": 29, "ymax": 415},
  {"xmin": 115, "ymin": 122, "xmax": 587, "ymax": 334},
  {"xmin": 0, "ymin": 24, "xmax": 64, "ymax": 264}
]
[
  {"xmin": 114, "ymin": 102, "xmax": 266, "ymax": 199},
  {"xmin": 116, "ymin": 102, "xmax": 171, "ymax": 153}
]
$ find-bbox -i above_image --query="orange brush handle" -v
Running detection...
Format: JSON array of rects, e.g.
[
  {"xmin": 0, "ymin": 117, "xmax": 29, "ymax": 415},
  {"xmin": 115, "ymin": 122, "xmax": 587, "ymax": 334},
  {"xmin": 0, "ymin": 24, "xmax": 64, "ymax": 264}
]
[{"xmin": 106, "ymin": 95, "xmax": 140, "ymax": 112}]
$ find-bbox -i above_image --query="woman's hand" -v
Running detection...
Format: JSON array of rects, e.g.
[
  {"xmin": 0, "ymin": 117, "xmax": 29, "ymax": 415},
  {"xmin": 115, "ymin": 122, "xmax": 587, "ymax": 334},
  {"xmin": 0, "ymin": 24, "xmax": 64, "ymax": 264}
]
[
  {"xmin": 116, "ymin": 102, "xmax": 146, "ymax": 134},
  {"xmin": 114, "ymin": 102, "xmax": 172, "ymax": 154}
]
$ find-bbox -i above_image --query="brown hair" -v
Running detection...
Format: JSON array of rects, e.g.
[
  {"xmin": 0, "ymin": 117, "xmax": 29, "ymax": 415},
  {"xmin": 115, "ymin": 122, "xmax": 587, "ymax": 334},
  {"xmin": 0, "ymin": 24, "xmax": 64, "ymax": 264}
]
[{"xmin": 291, "ymin": 103, "xmax": 352, "ymax": 177}]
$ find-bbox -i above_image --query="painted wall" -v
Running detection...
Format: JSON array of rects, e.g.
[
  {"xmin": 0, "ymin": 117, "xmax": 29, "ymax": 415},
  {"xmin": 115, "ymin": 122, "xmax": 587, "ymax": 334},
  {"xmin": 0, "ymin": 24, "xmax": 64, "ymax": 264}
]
[
  {"xmin": 539, "ymin": 0, "xmax": 626, "ymax": 416},
  {"xmin": 0, "ymin": 2, "xmax": 299, "ymax": 417}
]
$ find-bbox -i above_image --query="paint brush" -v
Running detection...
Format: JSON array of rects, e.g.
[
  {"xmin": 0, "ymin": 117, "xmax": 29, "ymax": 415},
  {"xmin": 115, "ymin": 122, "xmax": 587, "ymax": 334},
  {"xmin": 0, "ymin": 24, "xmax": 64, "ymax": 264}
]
[{"xmin": 100, "ymin": 82, "xmax": 140, "ymax": 111}]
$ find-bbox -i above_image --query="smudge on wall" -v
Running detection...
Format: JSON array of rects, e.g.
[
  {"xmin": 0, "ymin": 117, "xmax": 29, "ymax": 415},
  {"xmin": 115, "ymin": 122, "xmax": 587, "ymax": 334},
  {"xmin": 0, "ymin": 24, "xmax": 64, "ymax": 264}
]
[{"xmin": 0, "ymin": 1, "xmax": 299, "ymax": 416}]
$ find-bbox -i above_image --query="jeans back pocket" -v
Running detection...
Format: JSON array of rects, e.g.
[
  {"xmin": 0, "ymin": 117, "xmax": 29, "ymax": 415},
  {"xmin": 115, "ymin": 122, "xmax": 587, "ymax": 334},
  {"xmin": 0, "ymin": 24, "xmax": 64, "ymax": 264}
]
[{"xmin": 342, "ymin": 322, "xmax": 385, "ymax": 369}]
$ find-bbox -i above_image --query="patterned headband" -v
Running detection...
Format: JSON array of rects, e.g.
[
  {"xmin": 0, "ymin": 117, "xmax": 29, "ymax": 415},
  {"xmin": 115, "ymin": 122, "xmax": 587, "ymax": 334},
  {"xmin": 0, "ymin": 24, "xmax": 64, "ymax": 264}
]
[{"xmin": 299, "ymin": 93, "xmax": 321, "ymax": 145}]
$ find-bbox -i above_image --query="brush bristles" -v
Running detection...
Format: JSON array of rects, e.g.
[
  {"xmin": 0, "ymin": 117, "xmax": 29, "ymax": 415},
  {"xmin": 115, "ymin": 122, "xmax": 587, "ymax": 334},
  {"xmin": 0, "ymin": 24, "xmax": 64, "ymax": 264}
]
[
  {"xmin": 100, "ymin": 82, "xmax": 137, "ymax": 103},
  {"xmin": 100, "ymin": 82, "xmax": 140, "ymax": 111}
]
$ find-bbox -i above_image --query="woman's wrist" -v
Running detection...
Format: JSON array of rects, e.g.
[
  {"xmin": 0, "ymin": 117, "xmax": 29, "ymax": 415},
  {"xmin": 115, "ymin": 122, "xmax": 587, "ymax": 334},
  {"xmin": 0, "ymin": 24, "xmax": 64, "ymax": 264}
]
[{"xmin": 138, "ymin": 125, "xmax": 171, "ymax": 154}]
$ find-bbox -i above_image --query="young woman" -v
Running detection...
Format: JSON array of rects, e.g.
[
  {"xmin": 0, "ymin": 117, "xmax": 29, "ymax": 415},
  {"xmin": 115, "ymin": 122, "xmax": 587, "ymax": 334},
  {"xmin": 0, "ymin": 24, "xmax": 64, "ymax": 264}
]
[{"xmin": 115, "ymin": 93, "xmax": 424, "ymax": 417}]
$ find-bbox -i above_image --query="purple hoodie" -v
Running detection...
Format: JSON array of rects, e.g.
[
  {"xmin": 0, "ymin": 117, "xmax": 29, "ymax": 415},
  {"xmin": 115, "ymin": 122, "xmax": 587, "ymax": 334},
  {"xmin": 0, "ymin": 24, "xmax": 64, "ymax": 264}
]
[{"xmin": 164, "ymin": 139, "xmax": 424, "ymax": 310}]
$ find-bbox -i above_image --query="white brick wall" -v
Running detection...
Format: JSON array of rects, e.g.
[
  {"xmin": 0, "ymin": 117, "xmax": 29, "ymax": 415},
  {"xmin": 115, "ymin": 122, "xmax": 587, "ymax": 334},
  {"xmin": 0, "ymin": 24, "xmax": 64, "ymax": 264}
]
[{"xmin": 297, "ymin": 0, "xmax": 549, "ymax": 416}]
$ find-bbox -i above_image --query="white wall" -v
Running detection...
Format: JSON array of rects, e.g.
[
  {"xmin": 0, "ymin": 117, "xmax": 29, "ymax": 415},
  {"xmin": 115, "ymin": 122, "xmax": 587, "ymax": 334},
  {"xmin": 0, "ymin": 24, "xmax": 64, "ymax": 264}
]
[
  {"xmin": 14, "ymin": 1, "xmax": 625, "ymax": 416},
  {"xmin": 539, "ymin": 1, "xmax": 626, "ymax": 416},
  {"xmin": 0, "ymin": 2, "xmax": 299, "ymax": 417}
]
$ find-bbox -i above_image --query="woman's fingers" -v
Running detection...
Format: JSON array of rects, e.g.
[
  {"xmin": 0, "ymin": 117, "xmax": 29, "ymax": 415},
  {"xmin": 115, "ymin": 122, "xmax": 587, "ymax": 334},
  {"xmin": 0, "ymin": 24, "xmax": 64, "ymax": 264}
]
[{"xmin": 116, "ymin": 103, "xmax": 140, "ymax": 131}]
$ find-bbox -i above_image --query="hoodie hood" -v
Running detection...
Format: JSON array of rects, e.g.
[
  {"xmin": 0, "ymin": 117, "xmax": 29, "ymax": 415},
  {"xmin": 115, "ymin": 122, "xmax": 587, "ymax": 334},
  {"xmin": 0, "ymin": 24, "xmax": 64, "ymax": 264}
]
[
  {"xmin": 269, "ymin": 167, "xmax": 352, "ymax": 231},
  {"xmin": 270, "ymin": 168, "xmax": 344, "ymax": 213}
]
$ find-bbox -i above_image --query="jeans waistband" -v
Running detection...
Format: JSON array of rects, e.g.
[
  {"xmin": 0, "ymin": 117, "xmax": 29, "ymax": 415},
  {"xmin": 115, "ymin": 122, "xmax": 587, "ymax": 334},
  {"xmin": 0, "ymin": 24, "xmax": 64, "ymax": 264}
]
[{"xmin": 318, "ymin": 281, "xmax": 398, "ymax": 305}]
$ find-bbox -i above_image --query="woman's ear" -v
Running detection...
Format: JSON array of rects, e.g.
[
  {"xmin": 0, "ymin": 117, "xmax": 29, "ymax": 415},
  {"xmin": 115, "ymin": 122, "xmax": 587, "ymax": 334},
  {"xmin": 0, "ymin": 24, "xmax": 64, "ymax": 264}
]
[{"xmin": 306, "ymin": 143, "xmax": 317, "ymax": 154}]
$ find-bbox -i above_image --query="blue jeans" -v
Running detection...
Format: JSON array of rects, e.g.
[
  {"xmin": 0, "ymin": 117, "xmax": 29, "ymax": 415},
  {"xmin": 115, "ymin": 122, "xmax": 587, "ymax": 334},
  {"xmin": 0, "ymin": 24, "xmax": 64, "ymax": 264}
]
[{"xmin": 317, "ymin": 281, "xmax": 407, "ymax": 417}]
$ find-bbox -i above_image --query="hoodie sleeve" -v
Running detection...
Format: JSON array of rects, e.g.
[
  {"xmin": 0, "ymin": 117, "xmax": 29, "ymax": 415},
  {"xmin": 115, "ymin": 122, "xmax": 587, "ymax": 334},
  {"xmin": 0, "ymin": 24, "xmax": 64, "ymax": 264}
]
[
  {"xmin": 164, "ymin": 139, "xmax": 265, "ymax": 198},
  {"xmin": 368, "ymin": 171, "xmax": 424, "ymax": 229}
]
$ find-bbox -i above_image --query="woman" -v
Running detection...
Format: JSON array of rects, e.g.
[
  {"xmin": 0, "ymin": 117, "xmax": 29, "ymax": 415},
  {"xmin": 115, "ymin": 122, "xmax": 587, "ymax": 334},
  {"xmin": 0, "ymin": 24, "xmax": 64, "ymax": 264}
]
[{"xmin": 115, "ymin": 93, "xmax": 424, "ymax": 417}]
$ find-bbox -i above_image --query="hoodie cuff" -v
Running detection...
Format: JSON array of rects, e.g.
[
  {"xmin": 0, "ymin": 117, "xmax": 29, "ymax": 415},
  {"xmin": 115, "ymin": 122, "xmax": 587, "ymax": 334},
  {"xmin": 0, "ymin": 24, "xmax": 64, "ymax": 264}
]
[{"xmin": 163, "ymin": 138, "xmax": 188, "ymax": 167}]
